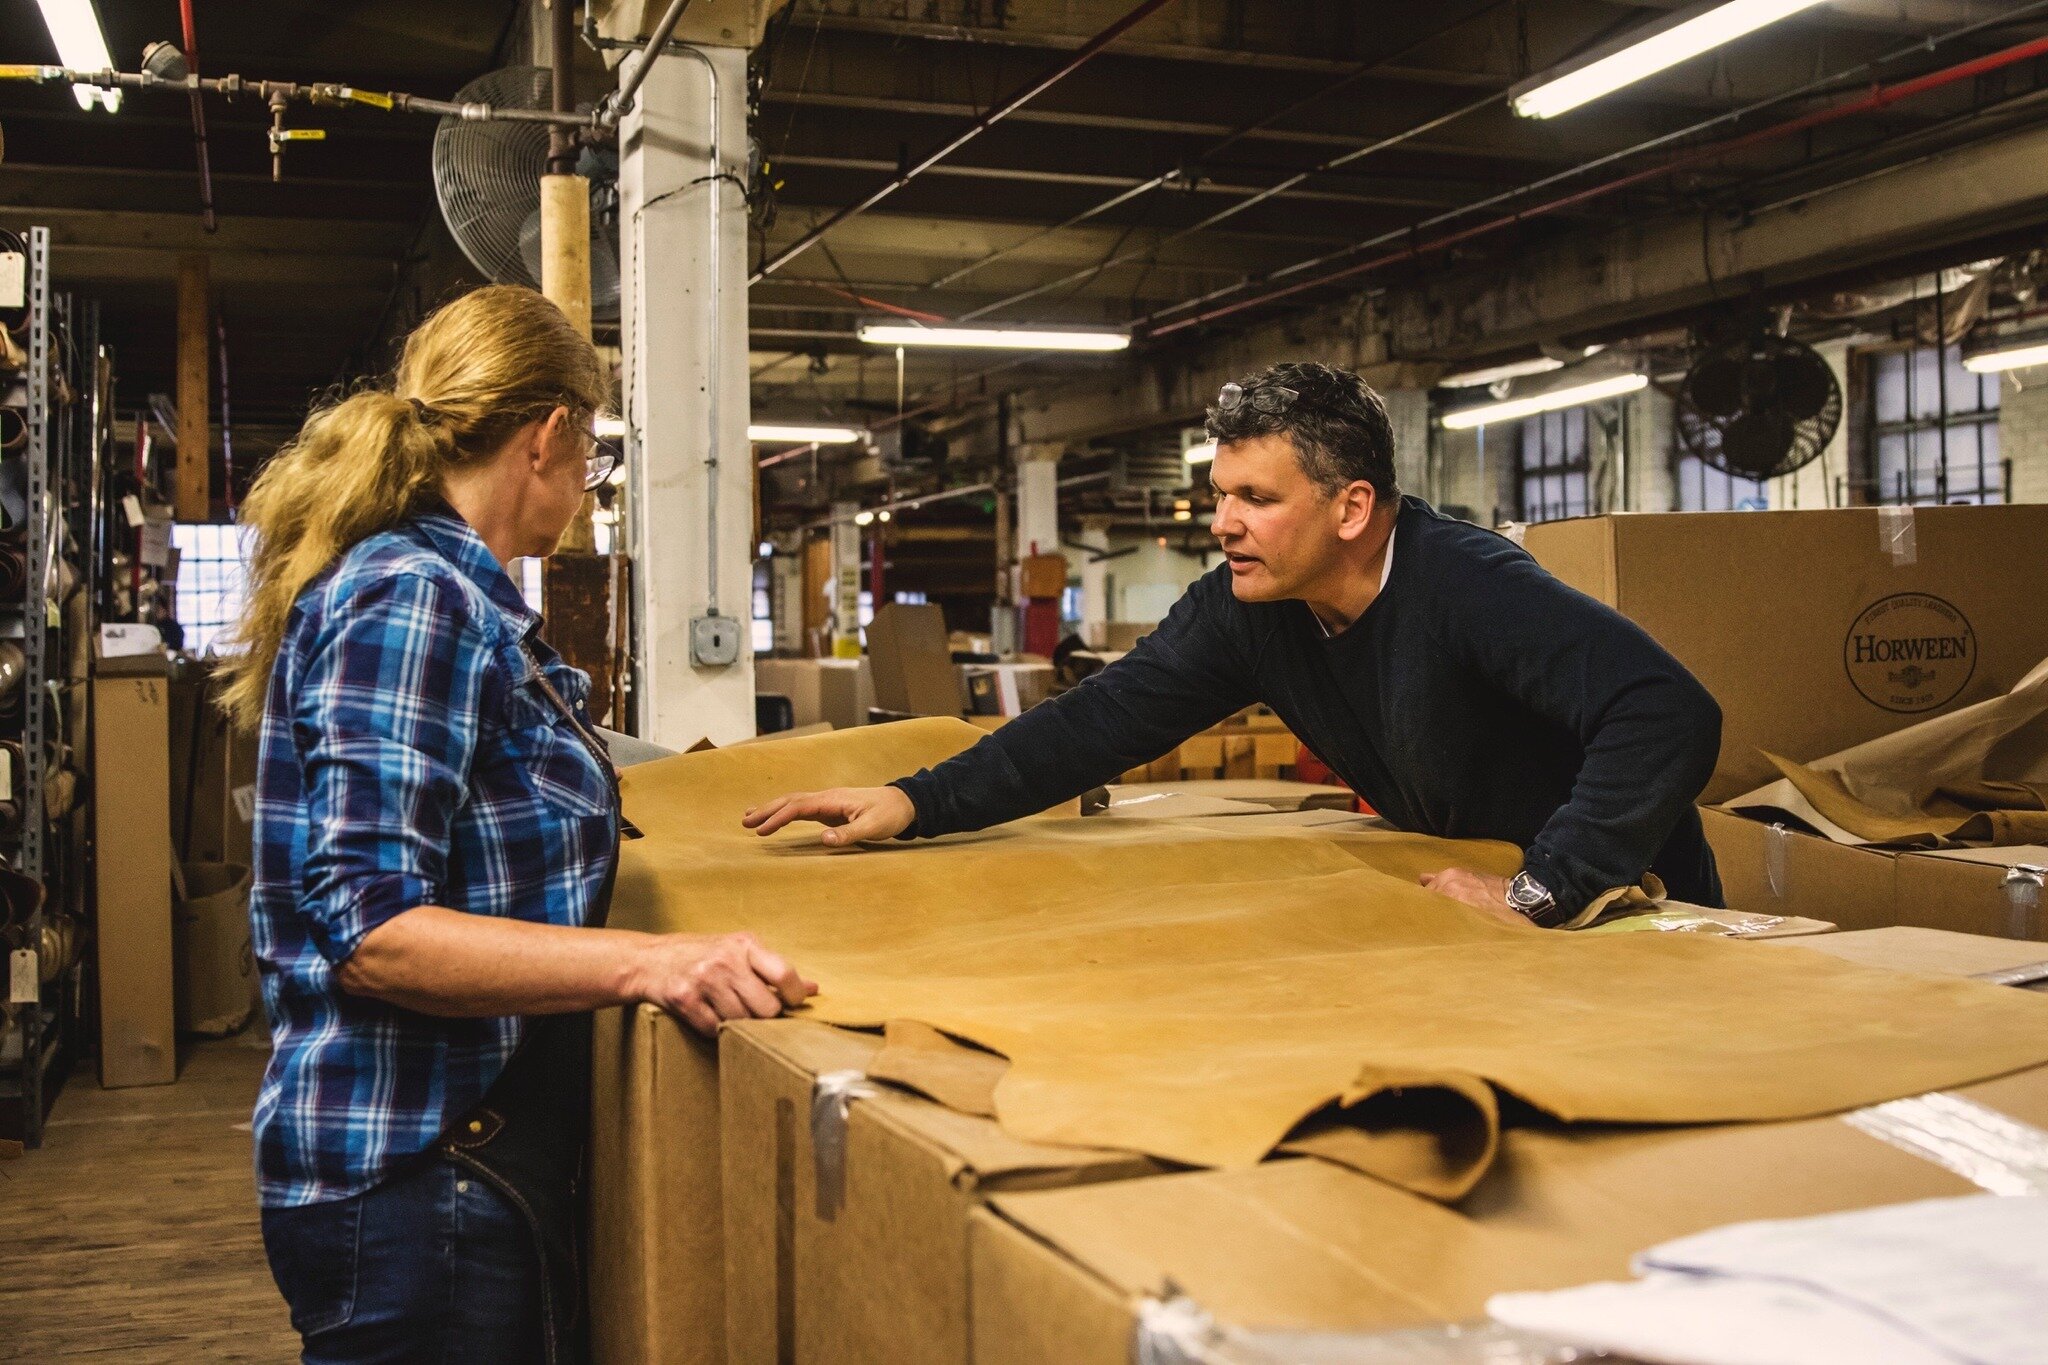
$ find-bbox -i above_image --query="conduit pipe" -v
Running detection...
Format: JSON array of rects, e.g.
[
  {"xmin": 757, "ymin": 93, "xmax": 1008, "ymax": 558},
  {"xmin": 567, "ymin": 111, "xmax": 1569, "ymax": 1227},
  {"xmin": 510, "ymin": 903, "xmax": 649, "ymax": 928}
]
[
  {"xmin": 1144, "ymin": 26, "xmax": 2048, "ymax": 338},
  {"xmin": 750, "ymin": 0, "xmax": 1179, "ymax": 283}
]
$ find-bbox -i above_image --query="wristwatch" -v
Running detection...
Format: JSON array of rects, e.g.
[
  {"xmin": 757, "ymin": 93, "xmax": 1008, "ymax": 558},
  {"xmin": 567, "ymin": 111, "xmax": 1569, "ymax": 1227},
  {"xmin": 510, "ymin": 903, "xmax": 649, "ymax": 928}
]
[{"xmin": 1505, "ymin": 870, "xmax": 1569, "ymax": 929}]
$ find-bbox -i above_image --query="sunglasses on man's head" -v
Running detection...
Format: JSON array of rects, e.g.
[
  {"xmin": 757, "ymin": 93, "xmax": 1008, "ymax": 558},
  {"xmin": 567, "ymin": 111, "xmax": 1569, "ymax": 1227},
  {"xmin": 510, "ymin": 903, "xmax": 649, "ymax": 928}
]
[{"xmin": 1215, "ymin": 381, "xmax": 1301, "ymax": 416}]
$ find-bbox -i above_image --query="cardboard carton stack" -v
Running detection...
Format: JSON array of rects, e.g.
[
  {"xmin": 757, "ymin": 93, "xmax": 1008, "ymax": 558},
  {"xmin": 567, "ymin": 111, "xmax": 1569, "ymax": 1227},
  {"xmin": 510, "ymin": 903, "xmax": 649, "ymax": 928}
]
[
  {"xmin": 1524, "ymin": 505, "xmax": 2048, "ymax": 938},
  {"xmin": 1119, "ymin": 705, "xmax": 1304, "ymax": 784},
  {"xmin": 592, "ymin": 928, "xmax": 2048, "ymax": 1364}
]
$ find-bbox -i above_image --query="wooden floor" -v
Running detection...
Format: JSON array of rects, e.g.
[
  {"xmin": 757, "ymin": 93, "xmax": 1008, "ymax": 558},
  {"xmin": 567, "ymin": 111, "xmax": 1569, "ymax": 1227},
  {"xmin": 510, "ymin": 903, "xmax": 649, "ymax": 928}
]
[{"xmin": 0, "ymin": 1037, "xmax": 301, "ymax": 1361}]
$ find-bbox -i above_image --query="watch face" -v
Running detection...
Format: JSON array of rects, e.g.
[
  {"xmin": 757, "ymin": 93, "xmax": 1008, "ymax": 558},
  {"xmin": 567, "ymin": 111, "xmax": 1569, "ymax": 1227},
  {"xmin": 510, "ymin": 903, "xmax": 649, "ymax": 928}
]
[{"xmin": 1508, "ymin": 872, "xmax": 1564, "ymax": 926}]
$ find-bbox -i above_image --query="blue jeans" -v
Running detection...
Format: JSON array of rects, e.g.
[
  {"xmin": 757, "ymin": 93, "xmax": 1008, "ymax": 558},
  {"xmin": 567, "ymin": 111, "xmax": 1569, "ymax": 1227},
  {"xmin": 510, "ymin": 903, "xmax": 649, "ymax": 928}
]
[{"xmin": 261, "ymin": 1156, "xmax": 547, "ymax": 1364}]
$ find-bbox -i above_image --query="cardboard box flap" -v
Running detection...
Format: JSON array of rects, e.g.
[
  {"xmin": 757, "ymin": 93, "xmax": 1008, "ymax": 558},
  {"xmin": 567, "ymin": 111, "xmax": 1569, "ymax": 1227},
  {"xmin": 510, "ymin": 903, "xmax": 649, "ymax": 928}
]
[
  {"xmin": 868, "ymin": 1092, "xmax": 1159, "ymax": 1191},
  {"xmin": 740, "ymin": 1019, "xmax": 1160, "ymax": 1188}
]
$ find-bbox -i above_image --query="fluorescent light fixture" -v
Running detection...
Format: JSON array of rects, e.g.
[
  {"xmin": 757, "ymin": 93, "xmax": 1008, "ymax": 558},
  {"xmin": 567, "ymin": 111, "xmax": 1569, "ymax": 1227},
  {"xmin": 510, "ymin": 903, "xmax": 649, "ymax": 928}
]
[
  {"xmin": 747, "ymin": 423, "xmax": 865, "ymax": 444},
  {"xmin": 853, "ymin": 510, "xmax": 875, "ymax": 527},
  {"xmin": 1963, "ymin": 336, "xmax": 2048, "ymax": 374},
  {"xmin": 876, "ymin": 509, "xmax": 892, "ymax": 523},
  {"xmin": 1183, "ymin": 440, "xmax": 1218, "ymax": 464},
  {"xmin": 1440, "ymin": 373, "xmax": 1648, "ymax": 430},
  {"xmin": 1172, "ymin": 510, "xmax": 1193, "ymax": 523},
  {"xmin": 1511, "ymin": 0, "xmax": 1824, "ymax": 120},
  {"xmin": 35, "ymin": 0, "xmax": 122, "ymax": 111},
  {"xmin": 1438, "ymin": 356, "xmax": 1566, "ymax": 389},
  {"xmin": 594, "ymin": 416, "xmax": 627, "ymax": 439},
  {"xmin": 857, "ymin": 323, "xmax": 1130, "ymax": 352}
]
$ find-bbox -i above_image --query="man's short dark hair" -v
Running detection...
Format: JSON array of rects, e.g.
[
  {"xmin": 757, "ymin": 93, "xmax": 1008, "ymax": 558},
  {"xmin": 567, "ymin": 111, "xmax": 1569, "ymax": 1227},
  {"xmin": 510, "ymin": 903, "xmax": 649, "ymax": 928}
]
[{"xmin": 1204, "ymin": 361, "xmax": 1399, "ymax": 499}]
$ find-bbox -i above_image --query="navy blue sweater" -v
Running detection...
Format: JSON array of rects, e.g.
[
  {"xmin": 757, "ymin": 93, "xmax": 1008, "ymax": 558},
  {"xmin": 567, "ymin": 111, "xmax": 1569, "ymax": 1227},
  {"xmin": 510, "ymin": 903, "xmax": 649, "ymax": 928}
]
[{"xmin": 895, "ymin": 497, "xmax": 1724, "ymax": 917}]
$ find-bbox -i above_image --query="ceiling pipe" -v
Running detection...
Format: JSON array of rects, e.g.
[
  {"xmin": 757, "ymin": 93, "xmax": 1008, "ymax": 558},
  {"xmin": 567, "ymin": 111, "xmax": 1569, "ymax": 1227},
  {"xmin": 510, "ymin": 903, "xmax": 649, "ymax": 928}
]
[
  {"xmin": 176, "ymin": 0, "xmax": 216, "ymax": 232},
  {"xmin": 749, "ymin": 0, "xmax": 1180, "ymax": 284},
  {"xmin": 926, "ymin": 0, "xmax": 1515, "ymax": 299},
  {"xmin": 1142, "ymin": 11, "xmax": 2048, "ymax": 339},
  {"xmin": 602, "ymin": 0, "xmax": 694, "ymax": 124}
]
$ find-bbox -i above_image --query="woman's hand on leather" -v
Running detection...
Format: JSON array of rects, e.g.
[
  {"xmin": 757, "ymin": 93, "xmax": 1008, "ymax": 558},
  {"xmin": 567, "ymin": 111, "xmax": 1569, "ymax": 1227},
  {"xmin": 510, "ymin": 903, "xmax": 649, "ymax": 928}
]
[
  {"xmin": 629, "ymin": 930, "xmax": 819, "ymax": 1036},
  {"xmin": 740, "ymin": 785, "xmax": 917, "ymax": 847}
]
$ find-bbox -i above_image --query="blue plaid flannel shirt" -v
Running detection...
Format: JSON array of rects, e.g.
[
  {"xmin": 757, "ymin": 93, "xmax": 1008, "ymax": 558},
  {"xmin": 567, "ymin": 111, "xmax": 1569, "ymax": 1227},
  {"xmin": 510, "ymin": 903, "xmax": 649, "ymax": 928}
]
[{"xmin": 250, "ymin": 508, "xmax": 617, "ymax": 1208}]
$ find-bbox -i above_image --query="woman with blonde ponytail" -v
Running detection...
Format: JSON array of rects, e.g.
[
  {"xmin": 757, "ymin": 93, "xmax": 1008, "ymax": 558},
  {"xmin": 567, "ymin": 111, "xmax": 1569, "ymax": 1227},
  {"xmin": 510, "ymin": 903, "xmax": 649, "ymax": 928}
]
[{"xmin": 239, "ymin": 286, "xmax": 813, "ymax": 1365}]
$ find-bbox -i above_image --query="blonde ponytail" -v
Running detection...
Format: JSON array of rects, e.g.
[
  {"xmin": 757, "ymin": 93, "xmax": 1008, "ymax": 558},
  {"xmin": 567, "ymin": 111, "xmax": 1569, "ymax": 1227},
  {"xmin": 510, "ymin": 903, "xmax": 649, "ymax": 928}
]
[{"xmin": 220, "ymin": 285, "xmax": 608, "ymax": 728}]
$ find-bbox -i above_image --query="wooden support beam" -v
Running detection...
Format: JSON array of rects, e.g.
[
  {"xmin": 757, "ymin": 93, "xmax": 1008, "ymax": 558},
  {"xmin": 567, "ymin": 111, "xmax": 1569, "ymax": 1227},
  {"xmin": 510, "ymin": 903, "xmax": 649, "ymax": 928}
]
[{"xmin": 175, "ymin": 254, "xmax": 210, "ymax": 522}]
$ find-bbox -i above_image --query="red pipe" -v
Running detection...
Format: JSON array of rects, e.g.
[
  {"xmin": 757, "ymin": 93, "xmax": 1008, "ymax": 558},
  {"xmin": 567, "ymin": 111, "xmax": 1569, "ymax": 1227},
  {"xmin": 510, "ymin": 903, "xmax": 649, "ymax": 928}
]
[
  {"xmin": 180, "ymin": 0, "xmax": 217, "ymax": 233},
  {"xmin": 1147, "ymin": 31, "xmax": 2048, "ymax": 339},
  {"xmin": 751, "ymin": 0, "xmax": 1179, "ymax": 282}
]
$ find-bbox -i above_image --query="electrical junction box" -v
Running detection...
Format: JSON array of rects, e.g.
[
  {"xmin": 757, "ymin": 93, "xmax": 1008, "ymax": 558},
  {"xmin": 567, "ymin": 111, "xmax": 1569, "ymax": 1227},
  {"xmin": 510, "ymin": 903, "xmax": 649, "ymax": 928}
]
[{"xmin": 691, "ymin": 614, "xmax": 743, "ymax": 668}]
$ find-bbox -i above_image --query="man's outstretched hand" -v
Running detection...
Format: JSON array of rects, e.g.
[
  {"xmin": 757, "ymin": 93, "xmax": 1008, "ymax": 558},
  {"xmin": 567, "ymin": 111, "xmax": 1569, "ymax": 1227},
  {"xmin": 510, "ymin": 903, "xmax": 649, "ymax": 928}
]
[
  {"xmin": 742, "ymin": 785, "xmax": 917, "ymax": 847},
  {"xmin": 1418, "ymin": 867, "xmax": 1536, "ymax": 929}
]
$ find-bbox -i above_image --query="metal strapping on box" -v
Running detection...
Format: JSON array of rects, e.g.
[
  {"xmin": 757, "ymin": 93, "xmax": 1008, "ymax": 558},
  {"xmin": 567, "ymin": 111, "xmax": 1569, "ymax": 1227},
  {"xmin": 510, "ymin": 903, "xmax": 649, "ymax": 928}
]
[
  {"xmin": 1877, "ymin": 503, "xmax": 1917, "ymax": 566},
  {"xmin": 1972, "ymin": 959, "xmax": 2048, "ymax": 989},
  {"xmin": 2003, "ymin": 864, "xmax": 2046, "ymax": 941},
  {"xmin": 1133, "ymin": 1298, "xmax": 1595, "ymax": 1365},
  {"xmin": 810, "ymin": 1068, "xmax": 881, "ymax": 1220},
  {"xmin": 1841, "ymin": 1091, "xmax": 2048, "ymax": 1196},
  {"xmin": 1135, "ymin": 1295, "xmax": 1230, "ymax": 1365},
  {"xmin": 1764, "ymin": 822, "xmax": 1791, "ymax": 900}
]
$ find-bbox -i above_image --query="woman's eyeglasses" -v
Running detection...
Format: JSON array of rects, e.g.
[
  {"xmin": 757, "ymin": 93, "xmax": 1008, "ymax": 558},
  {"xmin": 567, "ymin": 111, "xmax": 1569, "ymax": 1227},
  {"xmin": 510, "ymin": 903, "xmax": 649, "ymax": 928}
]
[
  {"xmin": 580, "ymin": 419, "xmax": 622, "ymax": 491},
  {"xmin": 1215, "ymin": 381, "xmax": 1301, "ymax": 416},
  {"xmin": 583, "ymin": 443, "xmax": 620, "ymax": 492}
]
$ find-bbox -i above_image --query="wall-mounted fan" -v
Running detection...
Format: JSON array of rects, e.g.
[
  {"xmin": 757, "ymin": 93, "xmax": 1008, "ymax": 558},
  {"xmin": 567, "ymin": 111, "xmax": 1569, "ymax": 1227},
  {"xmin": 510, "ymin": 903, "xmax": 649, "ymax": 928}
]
[
  {"xmin": 431, "ymin": 68, "xmax": 620, "ymax": 323},
  {"xmin": 1674, "ymin": 325, "xmax": 1842, "ymax": 480}
]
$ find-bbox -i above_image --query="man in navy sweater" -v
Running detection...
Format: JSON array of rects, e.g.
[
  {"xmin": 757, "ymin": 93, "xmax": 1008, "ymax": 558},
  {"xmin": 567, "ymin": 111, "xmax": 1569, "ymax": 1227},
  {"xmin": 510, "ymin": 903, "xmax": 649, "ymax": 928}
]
[{"xmin": 745, "ymin": 362, "xmax": 1724, "ymax": 929}]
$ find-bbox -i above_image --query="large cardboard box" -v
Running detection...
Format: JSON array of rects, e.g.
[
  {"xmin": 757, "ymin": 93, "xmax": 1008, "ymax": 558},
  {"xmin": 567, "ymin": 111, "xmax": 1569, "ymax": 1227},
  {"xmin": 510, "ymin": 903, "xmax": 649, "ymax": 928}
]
[
  {"xmin": 968, "ymin": 929, "xmax": 2048, "ymax": 1362},
  {"xmin": 168, "ymin": 667, "xmax": 258, "ymax": 866},
  {"xmin": 588, "ymin": 1005, "xmax": 726, "ymax": 1365},
  {"xmin": 865, "ymin": 603, "xmax": 963, "ymax": 718},
  {"xmin": 1702, "ymin": 804, "xmax": 2047, "ymax": 939},
  {"xmin": 1523, "ymin": 506, "xmax": 2048, "ymax": 801},
  {"xmin": 972, "ymin": 1062, "xmax": 2048, "ymax": 1363},
  {"xmin": 92, "ymin": 666, "xmax": 177, "ymax": 1087},
  {"xmin": 971, "ymin": 1061, "xmax": 2048, "ymax": 1365},
  {"xmin": 754, "ymin": 657, "xmax": 874, "ymax": 732},
  {"xmin": 720, "ymin": 1019, "xmax": 1168, "ymax": 1365}
]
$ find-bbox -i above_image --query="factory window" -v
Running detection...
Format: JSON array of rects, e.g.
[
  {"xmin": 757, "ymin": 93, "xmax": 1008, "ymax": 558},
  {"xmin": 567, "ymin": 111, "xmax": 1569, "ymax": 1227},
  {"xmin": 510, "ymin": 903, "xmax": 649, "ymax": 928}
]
[
  {"xmin": 1673, "ymin": 455, "xmax": 1768, "ymax": 512},
  {"xmin": 170, "ymin": 523, "xmax": 254, "ymax": 655},
  {"xmin": 1869, "ymin": 344, "xmax": 2004, "ymax": 505},
  {"xmin": 1515, "ymin": 409, "xmax": 1591, "ymax": 522}
]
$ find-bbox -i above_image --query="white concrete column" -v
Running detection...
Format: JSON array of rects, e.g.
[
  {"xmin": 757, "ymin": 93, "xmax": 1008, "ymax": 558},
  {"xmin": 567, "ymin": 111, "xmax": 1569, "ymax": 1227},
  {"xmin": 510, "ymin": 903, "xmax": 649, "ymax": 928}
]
[
  {"xmin": 1015, "ymin": 446, "xmax": 1061, "ymax": 560},
  {"xmin": 619, "ymin": 43, "xmax": 754, "ymax": 747},
  {"xmin": 829, "ymin": 501, "xmax": 863, "ymax": 654},
  {"xmin": 1075, "ymin": 520, "xmax": 1111, "ymax": 647}
]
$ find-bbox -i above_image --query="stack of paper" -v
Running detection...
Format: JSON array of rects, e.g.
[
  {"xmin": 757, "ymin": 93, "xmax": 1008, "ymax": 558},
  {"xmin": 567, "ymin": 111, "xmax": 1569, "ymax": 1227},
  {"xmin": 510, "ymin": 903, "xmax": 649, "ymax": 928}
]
[{"xmin": 1489, "ymin": 1195, "xmax": 2048, "ymax": 1365}]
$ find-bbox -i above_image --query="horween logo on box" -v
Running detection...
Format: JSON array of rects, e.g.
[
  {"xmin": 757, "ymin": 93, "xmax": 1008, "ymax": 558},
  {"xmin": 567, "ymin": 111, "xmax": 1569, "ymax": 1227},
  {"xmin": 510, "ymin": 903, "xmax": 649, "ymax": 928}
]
[{"xmin": 1843, "ymin": 592, "xmax": 1977, "ymax": 714}]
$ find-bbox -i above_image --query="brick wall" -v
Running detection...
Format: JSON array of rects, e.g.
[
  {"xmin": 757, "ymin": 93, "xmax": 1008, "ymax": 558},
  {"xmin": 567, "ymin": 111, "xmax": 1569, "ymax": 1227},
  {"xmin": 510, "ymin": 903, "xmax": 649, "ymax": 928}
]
[{"xmin": 2000, "ymin": 370, "xmax": 2048, "ymax": 504}]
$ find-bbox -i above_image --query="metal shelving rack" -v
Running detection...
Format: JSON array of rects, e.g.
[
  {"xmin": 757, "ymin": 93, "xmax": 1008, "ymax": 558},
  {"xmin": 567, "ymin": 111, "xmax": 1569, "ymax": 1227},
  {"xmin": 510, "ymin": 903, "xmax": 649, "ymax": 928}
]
[{"xmin": 6, "ymin": 226, "xmax": 93, "ymax": 1149}]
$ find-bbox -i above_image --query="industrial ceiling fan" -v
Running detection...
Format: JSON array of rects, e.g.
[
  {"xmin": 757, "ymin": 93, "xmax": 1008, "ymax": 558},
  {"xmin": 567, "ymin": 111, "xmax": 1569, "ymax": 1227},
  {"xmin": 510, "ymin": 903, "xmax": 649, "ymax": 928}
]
[
  {"xmin": 1673, "ymin": 317, "xmax": 1842, "ymax": 481},
  {"xmin": 431, "ymin": 67, "xmax": 620, "ymax": 324}
]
